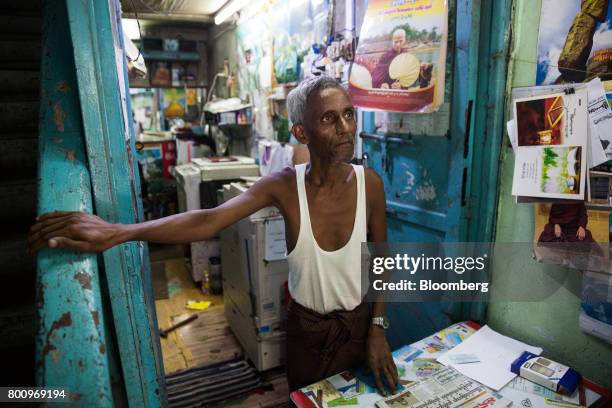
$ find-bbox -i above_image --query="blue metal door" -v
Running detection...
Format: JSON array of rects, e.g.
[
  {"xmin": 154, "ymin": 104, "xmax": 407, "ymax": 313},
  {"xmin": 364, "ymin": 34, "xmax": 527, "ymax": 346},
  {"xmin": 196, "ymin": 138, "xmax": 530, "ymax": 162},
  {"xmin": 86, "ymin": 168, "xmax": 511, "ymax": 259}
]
[{"xmin": 360, "ymin": 0, "xmax": 513, "ymax": 347}]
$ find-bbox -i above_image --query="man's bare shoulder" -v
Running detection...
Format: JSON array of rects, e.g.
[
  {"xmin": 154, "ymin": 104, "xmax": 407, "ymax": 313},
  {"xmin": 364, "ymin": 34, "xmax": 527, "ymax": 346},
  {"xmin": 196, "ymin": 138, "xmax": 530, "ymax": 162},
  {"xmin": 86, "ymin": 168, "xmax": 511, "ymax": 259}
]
[
  {"xmin": 255, "ymin": 167, "xmax": 296, "ymax": 195},
  {"xmin": 364, "ymin": 167, "xmax": 384, "ymax": 191}
]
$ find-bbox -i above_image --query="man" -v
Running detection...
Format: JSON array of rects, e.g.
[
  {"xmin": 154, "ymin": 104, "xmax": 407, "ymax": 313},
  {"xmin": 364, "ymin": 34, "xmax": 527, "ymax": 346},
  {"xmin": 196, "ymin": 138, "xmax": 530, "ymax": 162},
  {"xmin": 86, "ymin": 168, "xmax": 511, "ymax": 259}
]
[
  {"xmin": 29, "ymin": 76, "xmax": 398, "ymax": 395},
  {"xmin": 372, "ymin": 29, "xmax": 406, "ymax": 89}
]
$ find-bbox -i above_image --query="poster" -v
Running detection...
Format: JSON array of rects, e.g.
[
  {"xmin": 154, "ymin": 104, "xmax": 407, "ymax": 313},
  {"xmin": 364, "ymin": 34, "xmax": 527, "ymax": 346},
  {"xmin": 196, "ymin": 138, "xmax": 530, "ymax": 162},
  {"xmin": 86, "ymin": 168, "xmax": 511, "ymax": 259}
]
[
  {"xmin": 162, "ymin": 88, "xmax": 185, "ymax": 118},
  {"xmin": 236, "ymin": 0, "xmax": 329, "ymax": 94},
  {"xmin": 235, "ymin": 0, "xmax": 330, "ymax": 140},
  {"xmin": 511, "ymin": 90, "xmax": 588, "ymax": 200},
  {"xmin": 537, "ymin": 0, "xmax": 612, "ymax": 86},
  {"xmin": 533, "ymin": 202, "xmax": 609, "ymax": 269},
  {"xmin": 130, "ymin": 89, "xmax": 156, "ymax": 131},
  {"xmin": 236, "ymin": 7, "xmax": 274, "ymax": 139},
  {"xmin": 348, "ymin": 0, "xmax": 448, "ymax": 113},
  {"xmin": 149, "ymin": 61, "xmax": 171, "ymax": 87}
]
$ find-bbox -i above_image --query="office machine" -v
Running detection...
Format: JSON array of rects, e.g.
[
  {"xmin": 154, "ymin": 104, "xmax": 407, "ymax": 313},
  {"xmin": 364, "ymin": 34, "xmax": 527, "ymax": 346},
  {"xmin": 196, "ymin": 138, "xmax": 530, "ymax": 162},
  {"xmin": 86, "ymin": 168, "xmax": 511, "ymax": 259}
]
[
  {"xmin": 172, "ymin": 156, "xmax": 259, "ymax": 283},
  {"xmin": 220, "ymin": 180, "xmax": 289, "ymax": 371},
  {"xmin": 192, "ymin": 156, "xmax": 259, "ymax": 209}
]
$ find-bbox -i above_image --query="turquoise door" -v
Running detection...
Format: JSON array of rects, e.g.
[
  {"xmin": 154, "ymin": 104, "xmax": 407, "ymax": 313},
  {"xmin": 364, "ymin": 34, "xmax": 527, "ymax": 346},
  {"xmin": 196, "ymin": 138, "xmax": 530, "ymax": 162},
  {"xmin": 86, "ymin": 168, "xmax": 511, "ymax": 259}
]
[
  {"xmin": 37, "ymin": 0, "xmax": 166, "ymax": 405},
  {"xmin": 360, "ymin": 0, "xmax": 513, "ymax": 347}
]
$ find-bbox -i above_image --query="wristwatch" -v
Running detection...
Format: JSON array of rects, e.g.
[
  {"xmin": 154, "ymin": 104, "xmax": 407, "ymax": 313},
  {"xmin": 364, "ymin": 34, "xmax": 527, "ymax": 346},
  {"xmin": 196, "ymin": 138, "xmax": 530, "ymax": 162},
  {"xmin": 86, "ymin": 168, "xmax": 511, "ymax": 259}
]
[{"xmin": 371, "ymin": 316, "xmax": 389, "ymax": 329}]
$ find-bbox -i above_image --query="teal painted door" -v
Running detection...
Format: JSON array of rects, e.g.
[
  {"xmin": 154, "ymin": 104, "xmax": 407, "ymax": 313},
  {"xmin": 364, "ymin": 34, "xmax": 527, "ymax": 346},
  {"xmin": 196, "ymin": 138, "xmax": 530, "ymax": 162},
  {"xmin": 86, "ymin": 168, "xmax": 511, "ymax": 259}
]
[
  {"xmin": 360, "ymin": 0, "xmax": 513, "ymax": 347},
  {"xmin": 36, "ymin": 0, "xmax": 166, "ymax": 405}
]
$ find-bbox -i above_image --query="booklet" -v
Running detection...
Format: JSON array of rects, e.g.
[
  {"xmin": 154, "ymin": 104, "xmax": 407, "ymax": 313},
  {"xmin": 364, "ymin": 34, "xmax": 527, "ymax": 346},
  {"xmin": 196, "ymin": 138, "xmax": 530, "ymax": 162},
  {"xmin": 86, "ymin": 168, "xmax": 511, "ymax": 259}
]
[{"xmin": 511, "ymin": 90, "xmax": 588, "ymax": 200}]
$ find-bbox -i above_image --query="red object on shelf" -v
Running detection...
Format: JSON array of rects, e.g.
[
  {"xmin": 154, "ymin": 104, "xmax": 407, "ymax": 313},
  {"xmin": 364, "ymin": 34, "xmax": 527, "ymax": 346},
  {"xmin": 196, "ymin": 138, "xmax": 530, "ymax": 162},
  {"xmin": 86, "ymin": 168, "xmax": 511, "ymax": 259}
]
[
  {"xmin": 161, "ymin": 140, "xmax": 176, "ymax": 179},
  {"xmin": 208, "ymin": 156, "xmax": 238, "ymax": 163}
]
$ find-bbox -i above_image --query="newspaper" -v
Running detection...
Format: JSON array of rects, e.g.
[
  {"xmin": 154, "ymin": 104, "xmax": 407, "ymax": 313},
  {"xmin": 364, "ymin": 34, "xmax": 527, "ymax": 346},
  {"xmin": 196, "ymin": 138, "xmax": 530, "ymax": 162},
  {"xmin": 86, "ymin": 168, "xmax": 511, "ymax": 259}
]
[{"xmin": 376, "ymin": 367, "xmax": 510, "ymax": 408}]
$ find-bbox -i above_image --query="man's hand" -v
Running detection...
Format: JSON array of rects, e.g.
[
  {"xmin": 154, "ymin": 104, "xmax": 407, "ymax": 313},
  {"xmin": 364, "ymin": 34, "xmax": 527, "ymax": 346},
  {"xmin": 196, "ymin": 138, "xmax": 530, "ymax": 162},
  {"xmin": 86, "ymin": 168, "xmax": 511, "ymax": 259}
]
[
  {"xmin": 381, "ymin": 83, "xmax": 390, "ymax": 89},
  {"xmin": 28, "ymin": 211, "xmax": 122, "ymax": 253},
  {"xmin": 577, "ymin": 226, "xmax": 586, "ymax": 241},
  {"xmin": 390, "ymin": 81, "xmax": 401, "ymax": 89},
  {"xmin": 554, "ymin": 224, "xmax": 562, "ymax": 238},
  {"xmin": 366, "ymin": 326, "xmax": 399, "ymax": 396}
]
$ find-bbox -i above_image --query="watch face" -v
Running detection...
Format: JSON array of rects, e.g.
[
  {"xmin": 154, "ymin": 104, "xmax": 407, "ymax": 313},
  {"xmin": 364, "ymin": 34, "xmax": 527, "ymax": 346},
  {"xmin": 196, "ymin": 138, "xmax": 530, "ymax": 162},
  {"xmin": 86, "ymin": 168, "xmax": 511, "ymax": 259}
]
[{"xmin": 373, "ymin": 317, "xmax": 389, "ymax": 329}]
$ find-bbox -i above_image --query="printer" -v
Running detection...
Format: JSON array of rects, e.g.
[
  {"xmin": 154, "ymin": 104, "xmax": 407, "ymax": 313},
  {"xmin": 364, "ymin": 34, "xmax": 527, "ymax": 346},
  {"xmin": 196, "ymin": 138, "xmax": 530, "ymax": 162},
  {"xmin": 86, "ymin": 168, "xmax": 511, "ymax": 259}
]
[
  {"xmin": 172, "ymin": 156, "xmax": 259, "ymax": 284},
  {"xmin": 220, "ymin": 179, "xmax": 289, "ymax": 371},
  {"xmin": 192, "ymin": 156, "xmax": 259, "ymax": 209}
]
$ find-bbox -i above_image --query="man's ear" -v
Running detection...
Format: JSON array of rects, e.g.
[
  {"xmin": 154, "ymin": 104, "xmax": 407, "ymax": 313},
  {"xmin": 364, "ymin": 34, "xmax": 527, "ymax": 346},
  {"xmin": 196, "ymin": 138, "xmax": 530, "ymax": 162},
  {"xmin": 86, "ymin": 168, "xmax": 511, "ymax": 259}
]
[{"xmin": 291, "ymin": 124, "xmax": 309, "ymax": 145}]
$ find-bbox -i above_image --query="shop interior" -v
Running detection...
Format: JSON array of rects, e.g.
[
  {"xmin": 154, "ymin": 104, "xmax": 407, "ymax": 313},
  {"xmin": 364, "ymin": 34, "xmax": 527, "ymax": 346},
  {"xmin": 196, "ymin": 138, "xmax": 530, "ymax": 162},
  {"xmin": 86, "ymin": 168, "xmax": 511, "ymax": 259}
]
[
  {"xmin": 119, "ymin": 1, "xmax": 357, "ymax": 406},
  {"xmin": 1, "ymin": 0, "xmax": 611, "ymax": 407}
]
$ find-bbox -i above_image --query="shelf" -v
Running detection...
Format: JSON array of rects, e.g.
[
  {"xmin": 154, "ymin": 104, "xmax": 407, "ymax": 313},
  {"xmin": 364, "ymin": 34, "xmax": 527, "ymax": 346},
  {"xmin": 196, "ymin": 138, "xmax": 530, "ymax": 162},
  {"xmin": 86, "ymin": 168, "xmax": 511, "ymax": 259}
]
[
  {"xmin": 204, "ymin": 104, "xmax": 251, "ymax": 114},
  {"xmin": 142, "ymin": 50, "xmax": 200, "ymax": 61},
  {"xmin": 589, "ymin": 170, "xmax": 612, "ymax": 177},
  {"xmin": 129, "ymin": 85, "xmax": 206, "ymax": 89}
]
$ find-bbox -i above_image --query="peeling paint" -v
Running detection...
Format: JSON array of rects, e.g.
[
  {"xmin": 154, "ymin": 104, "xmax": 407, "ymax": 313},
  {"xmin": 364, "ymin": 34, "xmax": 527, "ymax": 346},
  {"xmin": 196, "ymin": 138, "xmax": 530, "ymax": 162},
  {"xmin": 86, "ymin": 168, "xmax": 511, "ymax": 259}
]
[
  {"xmin": 74, "ymin": 271, "xmax": 92, "ymax": 290},
  {"xmin": 56, "ymin": 80, "xmax": 71, "ymax": 93},
  {"xmin": 50, "ymin": 349, "xmax": 61, "ymax": 363},
  {"xmin": 91, "ymin": 310, "xmax": 99, "ymax": 326},
  {"xmin": 53, "ymin": 102, "xmax": 66, "ymax": 132},
  {"xmin": 399, "ymin": 166, "xmax": 416, "ymax": 196},
  {"xmin": 416, "ymin": 180, "xmax": 437, "ymax": 202},
  {"xmin": 57, "ymin": 147, "xmax": 76, "ymax": 163},
  {"xmin": 37, "ymin": 283, "xmax": 46, "ymax": 308},
  {"xmin": 42, "ymin": 312, "xmax": 72, "ymax": 357}
]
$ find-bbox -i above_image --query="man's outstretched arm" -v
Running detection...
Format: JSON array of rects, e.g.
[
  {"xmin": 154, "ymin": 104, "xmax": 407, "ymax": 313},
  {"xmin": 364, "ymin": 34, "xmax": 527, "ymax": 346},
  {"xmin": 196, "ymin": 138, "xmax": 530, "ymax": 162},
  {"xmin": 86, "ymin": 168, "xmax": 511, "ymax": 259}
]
[{"xmin": 28, "ymin": 174, "xmax": 280, "ymax": 253}]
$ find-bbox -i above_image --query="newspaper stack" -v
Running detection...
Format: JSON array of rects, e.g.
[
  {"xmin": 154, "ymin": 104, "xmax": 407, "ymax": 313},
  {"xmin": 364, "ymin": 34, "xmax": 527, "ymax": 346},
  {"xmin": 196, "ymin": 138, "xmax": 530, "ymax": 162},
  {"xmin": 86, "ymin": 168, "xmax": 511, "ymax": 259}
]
[{"xmin": 375, "ymin": 367, "xmax": 510, "ymax": 408}]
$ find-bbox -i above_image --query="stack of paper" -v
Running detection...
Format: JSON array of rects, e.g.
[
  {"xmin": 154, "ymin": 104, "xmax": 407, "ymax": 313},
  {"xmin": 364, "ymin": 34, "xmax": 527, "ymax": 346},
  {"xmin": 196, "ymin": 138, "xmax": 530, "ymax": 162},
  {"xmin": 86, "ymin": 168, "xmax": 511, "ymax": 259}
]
[{"xmin": 437, "ymin": 325, "xmax": 543, "ymax": 391}]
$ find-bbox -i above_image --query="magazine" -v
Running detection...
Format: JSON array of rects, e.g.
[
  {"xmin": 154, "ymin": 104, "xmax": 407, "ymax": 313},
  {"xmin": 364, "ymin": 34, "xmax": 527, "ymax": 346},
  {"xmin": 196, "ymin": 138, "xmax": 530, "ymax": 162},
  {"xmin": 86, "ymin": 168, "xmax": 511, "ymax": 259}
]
[
  {"xmin": 511, "ymin": 90, "xmax": 589, "ymax": 200},
  {"xmin": 375, "ymin": 367, "xmax": 511, "ymax": 408}
]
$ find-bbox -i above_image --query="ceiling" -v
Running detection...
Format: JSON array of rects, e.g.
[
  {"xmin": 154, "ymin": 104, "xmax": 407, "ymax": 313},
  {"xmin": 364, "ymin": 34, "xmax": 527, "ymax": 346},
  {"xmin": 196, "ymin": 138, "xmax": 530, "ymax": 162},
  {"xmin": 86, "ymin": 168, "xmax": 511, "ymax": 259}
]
[{"xmin": 121, "ymin": 0, "xmax": 230, "ymax": 23}]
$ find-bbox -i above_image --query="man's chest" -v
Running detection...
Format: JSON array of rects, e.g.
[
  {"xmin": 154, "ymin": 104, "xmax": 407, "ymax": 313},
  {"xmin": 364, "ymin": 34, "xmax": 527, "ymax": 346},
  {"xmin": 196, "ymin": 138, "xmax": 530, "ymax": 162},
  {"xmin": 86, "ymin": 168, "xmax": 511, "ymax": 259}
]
[{"xmin": 279, "ymin": 179, "xmax": 363, "ymax": 252}]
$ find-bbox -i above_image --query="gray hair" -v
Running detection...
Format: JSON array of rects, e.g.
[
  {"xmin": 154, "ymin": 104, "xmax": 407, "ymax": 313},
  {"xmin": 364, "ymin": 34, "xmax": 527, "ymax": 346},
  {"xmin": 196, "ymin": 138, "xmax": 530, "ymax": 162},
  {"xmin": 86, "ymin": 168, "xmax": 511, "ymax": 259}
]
[{"xmin": 287, "ymin": 76, "xmax": 343, "ymax": 125}]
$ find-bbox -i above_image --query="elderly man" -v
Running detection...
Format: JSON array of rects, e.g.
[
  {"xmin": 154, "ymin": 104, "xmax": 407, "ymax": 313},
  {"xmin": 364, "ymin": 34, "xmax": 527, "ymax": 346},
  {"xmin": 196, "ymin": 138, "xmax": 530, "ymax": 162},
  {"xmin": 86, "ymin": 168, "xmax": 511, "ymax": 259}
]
[
  {"xmin": 372, "ymin": 29, "xmax": 407, "ymax": 89},
  {"xmin": 29, "ymin": 76, "xmax": 398, "ymax": 395}
]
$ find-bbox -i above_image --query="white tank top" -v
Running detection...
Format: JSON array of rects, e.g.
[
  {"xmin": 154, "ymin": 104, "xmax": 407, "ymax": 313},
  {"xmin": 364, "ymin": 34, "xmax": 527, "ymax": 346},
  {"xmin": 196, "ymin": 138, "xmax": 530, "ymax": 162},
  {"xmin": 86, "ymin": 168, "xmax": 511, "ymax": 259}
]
[{"xmin": 286, "ymin": 163, "xmax": 368, "ymax": 314}]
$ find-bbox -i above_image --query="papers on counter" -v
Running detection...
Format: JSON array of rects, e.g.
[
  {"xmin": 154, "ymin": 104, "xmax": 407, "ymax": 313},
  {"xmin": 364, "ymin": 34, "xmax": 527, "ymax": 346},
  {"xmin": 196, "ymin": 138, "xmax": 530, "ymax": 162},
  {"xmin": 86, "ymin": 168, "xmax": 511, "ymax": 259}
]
[
  {"xmin": 437, "ymin": 325, "xmax": 543, "ymax": 391},
  {"xmin": 375, "ymin": 367, "xmax": 511, "ymax": 408},
  {"xmin": 498, "ymin": 376, "xmax": 582, "ymax": 408}
]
